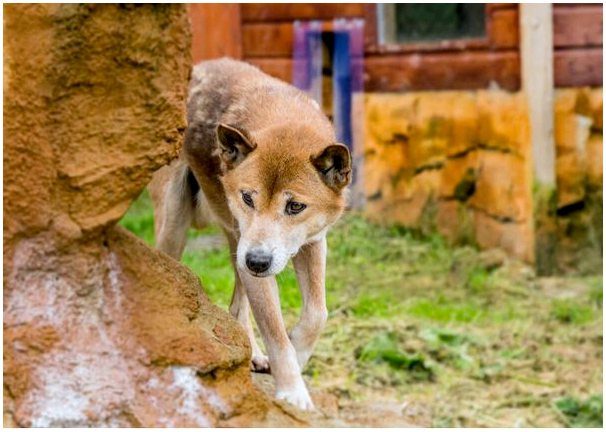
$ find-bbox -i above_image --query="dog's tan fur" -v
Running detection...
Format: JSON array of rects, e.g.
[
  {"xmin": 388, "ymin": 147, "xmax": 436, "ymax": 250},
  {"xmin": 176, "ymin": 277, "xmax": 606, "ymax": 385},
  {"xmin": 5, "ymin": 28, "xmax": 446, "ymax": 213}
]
[{"xmin": 149, "ymin": 58, "xmax": 351, "ymax": 410}]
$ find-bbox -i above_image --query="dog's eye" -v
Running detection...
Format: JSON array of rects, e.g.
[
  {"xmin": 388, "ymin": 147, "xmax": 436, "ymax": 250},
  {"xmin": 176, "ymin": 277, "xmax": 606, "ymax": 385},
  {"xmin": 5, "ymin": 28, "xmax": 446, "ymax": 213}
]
[
  {"xmin": 285, "ymin": 201, "xmax": 306, "ymax": 215},
  {"xmin": 241, "ymin": 191, "xmax": 255, "ymax": 209}
]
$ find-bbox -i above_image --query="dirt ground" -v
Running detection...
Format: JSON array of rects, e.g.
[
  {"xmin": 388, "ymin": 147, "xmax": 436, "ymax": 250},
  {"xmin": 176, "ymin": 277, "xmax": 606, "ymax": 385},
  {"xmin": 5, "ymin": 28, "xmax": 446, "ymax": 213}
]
[{"xmin": 121, "ymin": 196, "xmax": 603, "ymax": 427}]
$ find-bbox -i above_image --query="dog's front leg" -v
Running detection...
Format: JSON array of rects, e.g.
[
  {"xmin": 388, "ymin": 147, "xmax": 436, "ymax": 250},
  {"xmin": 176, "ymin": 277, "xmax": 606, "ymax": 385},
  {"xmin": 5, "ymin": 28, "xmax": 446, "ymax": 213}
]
[
  {"xmin": 290, "ymin": 237, "xmax": 328, "ymax": 368},
  {"xmin": 239, "ymin": 270, "xmax": 314, "ymax": 410},
  {"xmin": 225, "ymin": 233, "xmax": 270, "ymax": 372}
]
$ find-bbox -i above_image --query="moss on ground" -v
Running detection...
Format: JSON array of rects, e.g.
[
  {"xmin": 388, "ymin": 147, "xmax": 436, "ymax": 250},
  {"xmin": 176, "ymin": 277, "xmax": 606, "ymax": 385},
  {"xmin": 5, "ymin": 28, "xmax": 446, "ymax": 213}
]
[{"xmin": 121, "ymin": 190, "xmax": 602, "ymax": 427}]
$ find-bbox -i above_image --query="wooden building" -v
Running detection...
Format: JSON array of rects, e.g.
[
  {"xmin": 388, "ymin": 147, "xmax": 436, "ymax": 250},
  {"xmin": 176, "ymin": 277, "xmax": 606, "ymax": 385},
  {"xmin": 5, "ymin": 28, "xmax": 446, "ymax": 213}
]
[
  {"xmin": 191, "ymin": 4, "xmax": 601, "ymax": 89},
  {"xmin": 189, "ymin": 4, "xmax": 603, "ymax": 273}
]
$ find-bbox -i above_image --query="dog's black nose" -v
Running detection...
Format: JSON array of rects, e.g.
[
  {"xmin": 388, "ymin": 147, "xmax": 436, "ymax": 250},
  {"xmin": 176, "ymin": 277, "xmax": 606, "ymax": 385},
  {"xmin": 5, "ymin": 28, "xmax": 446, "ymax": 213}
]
[{"xmin": 245, "ymin": 251, "xmax": 272, "ymax": 274}]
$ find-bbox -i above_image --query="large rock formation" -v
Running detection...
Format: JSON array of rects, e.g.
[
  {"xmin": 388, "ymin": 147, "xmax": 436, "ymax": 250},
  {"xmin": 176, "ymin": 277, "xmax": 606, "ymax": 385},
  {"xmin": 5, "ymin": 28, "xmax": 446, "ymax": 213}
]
[{"xmin": 3, "ymin": 4, "xmax": 299, "ymax": 427}]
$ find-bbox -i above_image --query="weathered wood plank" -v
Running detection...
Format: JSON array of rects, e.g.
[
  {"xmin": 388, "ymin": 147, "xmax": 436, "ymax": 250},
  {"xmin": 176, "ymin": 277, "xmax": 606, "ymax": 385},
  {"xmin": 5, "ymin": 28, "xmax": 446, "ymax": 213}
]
[
  {"xmin": 553, "ymin": 5, "xmax": 603, "ymax": 48},
  {"xmin": 364, "ymin": 51, "xmax": 520, "ymax": 92},
  {"xmin": 489, "ymin": 7, "xmax": 519, "ymax": 49},
  {"xmin": 363, "ymin": 4, "xmax": 378, "ymax": 52},
  {"xmin": 241, "ymin": 4, "xmax": 364, "ymax": 22},
  {"xmin": 242, "ymin": 22, "xmax": 293, "ymax": 58},
  {"xmin": 554, "ymin": 47, "xmax": 603, "ymax": 87},
  {"xmin": 244, "ymin": 58, "xmax": 293, "ymax": 83},
  {"xmin": 190, "ymin": 4, "xmax": 242, "ymax": 63},
  {"xmin": 486, "ymin": 3, "xmax": 518, "ymax": 12}
]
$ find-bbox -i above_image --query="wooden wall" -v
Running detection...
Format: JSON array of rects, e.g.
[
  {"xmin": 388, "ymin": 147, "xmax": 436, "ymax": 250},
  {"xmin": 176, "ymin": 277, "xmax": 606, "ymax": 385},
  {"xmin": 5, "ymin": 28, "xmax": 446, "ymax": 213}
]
[
  {"xmin": 363, "ymin": 4, "xmax": 520, "ymax": 91},
  {"xmin": 553, "ymin": 3, "xmax": 603, "ymax": 87},
  {"xmin": 189, "ymin": 3, "xmax": 602, "ymax": 91},
  {"xmin": 190, "ymin": 4, "xmax": 242, "ymax": 62},
  {"xmin": 237, "ymin": 3, "xmax": 520, "ymax": 91}
]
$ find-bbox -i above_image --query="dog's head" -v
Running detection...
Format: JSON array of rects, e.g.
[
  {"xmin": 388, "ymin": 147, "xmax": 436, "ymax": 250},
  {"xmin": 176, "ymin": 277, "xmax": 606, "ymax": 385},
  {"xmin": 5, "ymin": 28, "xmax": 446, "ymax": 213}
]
[{"xmin": 217, "ymin": 122, "xmax": 351, "ymax": 277}]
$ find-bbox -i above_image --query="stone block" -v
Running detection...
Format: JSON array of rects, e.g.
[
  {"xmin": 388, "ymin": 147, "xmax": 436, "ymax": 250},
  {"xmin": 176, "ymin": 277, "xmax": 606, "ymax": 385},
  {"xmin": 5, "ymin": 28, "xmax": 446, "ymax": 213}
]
[
  {"xmin": 469, "ymin": 150, "xmax": 531, "ymax": 223},
  {"xmin": 586, "ymin": 133, "xmax": 603, "ymax": 188}
]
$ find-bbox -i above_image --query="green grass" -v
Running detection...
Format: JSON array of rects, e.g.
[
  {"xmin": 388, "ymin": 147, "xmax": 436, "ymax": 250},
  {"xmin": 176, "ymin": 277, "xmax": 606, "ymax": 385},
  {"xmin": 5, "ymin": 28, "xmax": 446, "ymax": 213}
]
[
  {"xmin": 550, "ymin": 299, "xmax": 596, "ymax": 325},
  {"xmin": 555, "ymin": 394, "xmax": 603, "ymax": 427},
  {"xmin": 406, "ymin": 298, "xmax": 484, "ymax": 323},
  {"xmin": 120, "ymin": 191, "xmax": 603, "ymax": 427},
  {"xmin": 356, "ymin": 332, "xmax": 434, "ymax": 381},
  {"xmin": 120, "ymin": 190, "xmax": 156, "ymax": 245}
]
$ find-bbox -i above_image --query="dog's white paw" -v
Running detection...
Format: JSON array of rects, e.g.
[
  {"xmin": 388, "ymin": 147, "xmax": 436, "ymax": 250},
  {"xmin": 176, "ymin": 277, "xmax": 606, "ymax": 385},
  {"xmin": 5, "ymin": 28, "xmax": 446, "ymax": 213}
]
[
  {"xmin": 275, "ymin": 385, "xmax": 315, "ymax": 411},
  {"xmin": 251, "ymin": 353, "xmax": 270, "ymax": 373}
]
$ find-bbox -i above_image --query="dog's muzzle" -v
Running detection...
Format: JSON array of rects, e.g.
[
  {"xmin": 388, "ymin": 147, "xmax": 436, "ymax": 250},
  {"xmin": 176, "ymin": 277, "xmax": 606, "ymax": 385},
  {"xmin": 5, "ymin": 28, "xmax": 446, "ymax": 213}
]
[{"xmin": 245, "ymin": 250, "xmax": 273, "ymax": 275}]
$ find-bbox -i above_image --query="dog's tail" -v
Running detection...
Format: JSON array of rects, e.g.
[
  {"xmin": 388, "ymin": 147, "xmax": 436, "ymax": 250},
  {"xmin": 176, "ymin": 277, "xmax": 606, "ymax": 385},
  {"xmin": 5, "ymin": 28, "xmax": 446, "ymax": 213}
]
[{"xmin": 149, "ymin": 163, "xmax": 200, "ymax": 259}]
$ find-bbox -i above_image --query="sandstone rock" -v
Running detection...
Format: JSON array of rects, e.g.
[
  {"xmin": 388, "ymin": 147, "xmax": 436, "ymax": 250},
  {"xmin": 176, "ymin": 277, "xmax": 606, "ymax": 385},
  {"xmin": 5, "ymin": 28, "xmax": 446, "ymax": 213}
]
[
  {"xmin": 436, "ymin": 200, "xmax": 475, "ymax": 245},
  {"xmin": 362, "ymin": 91, "xmax": 533, "ymax": 262},
  {"xmin": 439, "ymin": 151, "xmax": 479, "ymax": 199},
  {"xmin": 554, "ymin": 89, "xmax": 594, "ymax": 208},
  {"xmin": 586, "ymin": 134, "xmax": 603, "ymax": 188},
  {"xmin": 469, "ymin": 150, "xmax": 531, "ymax": 223},
  {"xmin": 4, "ymin": 4, "xmax": 298, "ymax": 427},
  {"xmin": 361, "ymin": 87, "xmax": 602, "ymax": 267},
  {"xmin": 544, "ymin": 88, "xmax": 603, "ymax": 274},
  {"xmin": 588, "ymin": 88, "xmax": 603, "ymax": 131},
  {"xmin": 387, "ymin": 169, "xmax": 441, "ymax": 228},
  {"xmin": 556, "ymin": 151, "xmax": 587, "ymax": 207},
  {"xmin": 445, "ymin": 93, "xmax": 478, "ymax": 158},
  {"xmin": 476, "ymin": 91, "xmax": 530, "ymax": 156},
  {"xmin": 407, "ymin": 94, "xmax": 450, "ymax": 169},
  {"xmin": 473, "ymin": 212, "xmax": 534, "ymax": 263}
]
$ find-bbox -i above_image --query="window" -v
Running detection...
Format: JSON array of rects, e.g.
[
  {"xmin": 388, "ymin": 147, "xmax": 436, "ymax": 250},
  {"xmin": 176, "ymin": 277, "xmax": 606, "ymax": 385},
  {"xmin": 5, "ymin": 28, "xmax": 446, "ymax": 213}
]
[{"xmin": 378, "ymin": 3, "xmax": 486, "ymax": 45}]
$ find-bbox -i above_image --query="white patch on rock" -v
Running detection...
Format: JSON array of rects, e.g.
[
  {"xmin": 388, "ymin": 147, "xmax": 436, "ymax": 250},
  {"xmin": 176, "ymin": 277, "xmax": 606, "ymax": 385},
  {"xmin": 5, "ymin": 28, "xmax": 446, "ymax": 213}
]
[
  {"xmin": 141, "ymin": 366, "xmax": 229, "ymax": 427},
  {"xmin": 169, "ymin": 366, "xmax": 229, "ymax": 426},
  {"xmin": 27, "ymin": 350, "xmax": 134, "ymax": 427},
  {"xmin": 170, "ymin": 367, "xmax": 211, "ymax": 427},
  {"xmin": 106, "ymin": 251, "xmax": 123, "ymax": 311},
  {"xmin": 29, "ymin": 368, "xmax": 89, "ymax": 428},
  {"xmin": 8, "ymin": 238, "xmax": 135, "ymax": 427},
  {"xmin": 8, "ymin": 238, "xmax": 233, "ymax": 427}
]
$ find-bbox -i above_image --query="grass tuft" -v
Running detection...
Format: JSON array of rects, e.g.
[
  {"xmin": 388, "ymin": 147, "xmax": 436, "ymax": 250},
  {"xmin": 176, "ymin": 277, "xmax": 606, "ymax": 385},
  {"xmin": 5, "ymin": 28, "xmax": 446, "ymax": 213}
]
[
  {"xmin": 555, "ymin": 394, "xmax": 603, "ymax": 427},
  {"xmin": 550, "ymin": 299, "xmax": 595, "ymax": 325},
  {"xmin": 356, "ymin": 332, "xmax": 434, "ymax": 381}
]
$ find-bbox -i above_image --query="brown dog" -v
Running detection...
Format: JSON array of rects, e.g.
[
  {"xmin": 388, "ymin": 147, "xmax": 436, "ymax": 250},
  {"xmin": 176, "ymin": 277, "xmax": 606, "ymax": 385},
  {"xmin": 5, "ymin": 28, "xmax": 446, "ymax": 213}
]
[{"xmin": 148, "ymin": 58, "xmax": 351, "ymax": 410}]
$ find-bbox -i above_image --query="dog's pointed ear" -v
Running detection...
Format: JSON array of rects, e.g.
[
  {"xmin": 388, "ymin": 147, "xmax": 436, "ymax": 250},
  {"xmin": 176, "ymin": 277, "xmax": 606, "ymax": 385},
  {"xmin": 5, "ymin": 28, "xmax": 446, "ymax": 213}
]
[
  {"xmin": 311, "ymin": 143, "xmax": 352, "ymax": 191},
  {"xmin": 217, "ymin": 123, "xmax": 256, "ymax": 169}
]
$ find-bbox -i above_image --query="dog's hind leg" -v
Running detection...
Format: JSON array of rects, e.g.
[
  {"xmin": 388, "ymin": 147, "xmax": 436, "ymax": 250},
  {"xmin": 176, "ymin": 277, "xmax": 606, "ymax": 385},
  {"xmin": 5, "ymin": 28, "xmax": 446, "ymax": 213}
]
[
  {"xmin": 149, "ymin": 163, "xmax": 195, "ymax": 260},
  {"xmin": 225, "ymin": 233, "xmax": 270, "ymax": 372},
  {"xmin": 290, "ymin": 237, "xmax": 328, "ymax": 368}
]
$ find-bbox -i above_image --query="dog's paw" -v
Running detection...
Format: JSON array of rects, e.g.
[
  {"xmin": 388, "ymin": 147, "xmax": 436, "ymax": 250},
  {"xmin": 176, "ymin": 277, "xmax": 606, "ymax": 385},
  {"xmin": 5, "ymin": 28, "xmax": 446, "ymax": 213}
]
[
  {"xmin": 251, "ymin": 353, "xmax": 270, "ymax": 373},
  {"xmin": 275, "ymin": 386, "xmax": 315, "ymax": 411}
]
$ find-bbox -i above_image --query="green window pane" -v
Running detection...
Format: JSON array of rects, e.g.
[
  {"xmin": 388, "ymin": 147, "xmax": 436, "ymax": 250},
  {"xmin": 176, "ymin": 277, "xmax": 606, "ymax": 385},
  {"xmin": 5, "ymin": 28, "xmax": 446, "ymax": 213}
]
[{"xmin": 393, "ymin": 4, "xmax": 486, "ymax": 43}]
